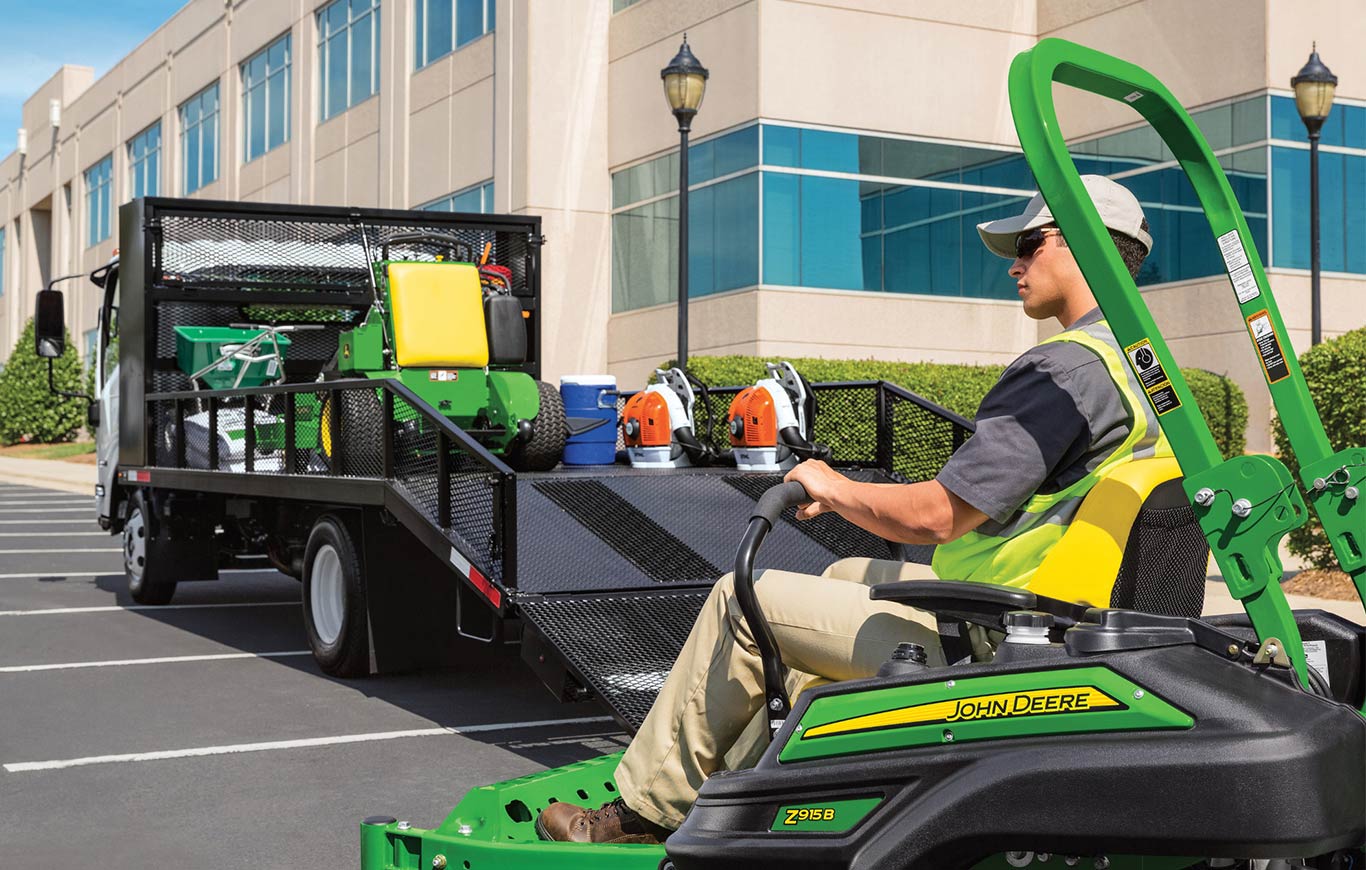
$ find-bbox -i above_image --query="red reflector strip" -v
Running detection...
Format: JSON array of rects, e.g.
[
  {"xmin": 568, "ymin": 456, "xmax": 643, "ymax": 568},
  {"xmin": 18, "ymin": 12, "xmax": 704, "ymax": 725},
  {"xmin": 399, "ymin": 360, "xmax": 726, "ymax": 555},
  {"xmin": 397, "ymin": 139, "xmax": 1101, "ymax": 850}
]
[
  {"xmin": 127, "ymin": 470, "xmax": 151, "ymax": 483},
  {"xmin": 468, "ymin": 566, "xmax": 502, "ymax": 609},
  {"xmin": 449, "ymin": 547, "xmax": 502, "ymax": 609}
]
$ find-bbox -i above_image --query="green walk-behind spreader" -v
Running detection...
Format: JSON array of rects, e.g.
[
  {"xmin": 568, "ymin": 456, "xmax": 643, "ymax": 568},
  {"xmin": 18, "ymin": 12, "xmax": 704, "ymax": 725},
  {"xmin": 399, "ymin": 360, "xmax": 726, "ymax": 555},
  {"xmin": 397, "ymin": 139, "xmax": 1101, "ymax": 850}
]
[
  {"xmin": 357, "ymin": 40, "xmax": 1366, "ymax": 870},
  {"xmin": 324, "ymin": 231, "xmax": 565, "ymax": 473}
]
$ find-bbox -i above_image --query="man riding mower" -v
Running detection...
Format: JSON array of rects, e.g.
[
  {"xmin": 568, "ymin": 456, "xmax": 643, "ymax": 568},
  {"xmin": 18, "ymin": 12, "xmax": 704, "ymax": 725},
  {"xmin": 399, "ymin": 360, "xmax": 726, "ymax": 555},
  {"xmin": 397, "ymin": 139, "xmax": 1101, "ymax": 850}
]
[{"xmin": 359, "ymin": 40, "xmax": 1366, "ymax": 870}]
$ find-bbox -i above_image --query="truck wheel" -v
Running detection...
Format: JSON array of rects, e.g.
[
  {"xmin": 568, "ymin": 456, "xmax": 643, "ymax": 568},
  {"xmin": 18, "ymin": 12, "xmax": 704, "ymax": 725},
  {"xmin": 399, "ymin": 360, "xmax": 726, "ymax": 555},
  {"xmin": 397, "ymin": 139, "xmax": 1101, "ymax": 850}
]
[
  {"xmin": 321, "ymin": 390, "xmax": 384, "ymax": 476},
  {"xmin": 509, "ymin": 381, "xmax": 566, "ymax": 472},
  {"xmin": 124, "ymin": 491, "xmax": 178, "ymax": 605},
  {"xmin": 302, "ymin": 515, "xmax": 370, "ymax": 677}
]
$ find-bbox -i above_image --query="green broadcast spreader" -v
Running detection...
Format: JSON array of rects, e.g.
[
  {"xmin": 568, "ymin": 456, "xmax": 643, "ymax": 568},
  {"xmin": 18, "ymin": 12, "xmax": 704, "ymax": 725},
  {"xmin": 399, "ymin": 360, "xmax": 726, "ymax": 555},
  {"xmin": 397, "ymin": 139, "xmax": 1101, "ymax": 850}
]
[{"xmin": 357, "ymin": 39, "xmax": 1366, "ymax": 870}]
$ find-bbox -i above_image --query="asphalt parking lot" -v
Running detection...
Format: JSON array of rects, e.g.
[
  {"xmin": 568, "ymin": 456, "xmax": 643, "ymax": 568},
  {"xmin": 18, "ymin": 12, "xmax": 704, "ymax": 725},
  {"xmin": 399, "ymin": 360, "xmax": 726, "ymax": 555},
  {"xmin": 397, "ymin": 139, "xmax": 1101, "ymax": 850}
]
[{"xmin": 0, "ymin": 480, "xmax": 627, "ymax": 868}]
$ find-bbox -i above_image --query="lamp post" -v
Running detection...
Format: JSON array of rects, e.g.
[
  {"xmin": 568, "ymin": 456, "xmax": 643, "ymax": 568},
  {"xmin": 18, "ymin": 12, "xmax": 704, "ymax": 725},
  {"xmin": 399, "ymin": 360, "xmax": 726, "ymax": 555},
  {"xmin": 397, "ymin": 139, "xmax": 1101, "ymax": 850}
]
[
  {"xmin": 661, "ymin": 35, "xmax": 708, "ymax": 370},
  {"xmin": 1292, "ymin": 43, "xmax": 1337, "ymax": 346}
]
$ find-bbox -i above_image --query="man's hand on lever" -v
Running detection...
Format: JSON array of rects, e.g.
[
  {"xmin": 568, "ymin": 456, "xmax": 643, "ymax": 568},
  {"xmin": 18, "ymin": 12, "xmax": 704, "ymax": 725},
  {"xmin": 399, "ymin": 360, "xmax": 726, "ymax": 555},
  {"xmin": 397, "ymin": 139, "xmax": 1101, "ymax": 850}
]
[{"xmin": 783, "ymin": 459, "xmax": 845, "ymax": 520}]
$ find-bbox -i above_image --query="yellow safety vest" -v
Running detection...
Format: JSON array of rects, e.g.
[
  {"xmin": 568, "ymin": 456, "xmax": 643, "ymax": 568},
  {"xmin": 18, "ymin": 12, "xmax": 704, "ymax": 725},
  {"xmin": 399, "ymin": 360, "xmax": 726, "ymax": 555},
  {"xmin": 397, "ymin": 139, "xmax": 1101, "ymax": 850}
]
[{"xmin": 930, "ymin": 319, "xmax": 1172, "ymax": 589}]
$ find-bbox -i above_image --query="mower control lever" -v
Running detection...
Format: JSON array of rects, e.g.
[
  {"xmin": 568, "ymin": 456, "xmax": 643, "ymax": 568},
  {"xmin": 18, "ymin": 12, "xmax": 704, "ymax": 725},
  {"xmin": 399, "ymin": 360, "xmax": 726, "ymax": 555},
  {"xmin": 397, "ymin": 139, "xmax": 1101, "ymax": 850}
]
[
  {"xmin": 737, "ymin": 480, "xmax": 809, "ymax": 741},
  {"xmin": 380, "ymin": 232, "xmax": 475, "ymax": 263}
]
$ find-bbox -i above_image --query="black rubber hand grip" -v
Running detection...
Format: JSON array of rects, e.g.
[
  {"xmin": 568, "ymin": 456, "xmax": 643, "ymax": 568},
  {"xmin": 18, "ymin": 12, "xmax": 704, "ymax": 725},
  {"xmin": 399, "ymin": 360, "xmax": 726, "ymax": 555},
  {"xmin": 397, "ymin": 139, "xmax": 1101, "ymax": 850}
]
[{"xmin": 750, "ymin": 480, "xmax": 810, "ymax": 527}]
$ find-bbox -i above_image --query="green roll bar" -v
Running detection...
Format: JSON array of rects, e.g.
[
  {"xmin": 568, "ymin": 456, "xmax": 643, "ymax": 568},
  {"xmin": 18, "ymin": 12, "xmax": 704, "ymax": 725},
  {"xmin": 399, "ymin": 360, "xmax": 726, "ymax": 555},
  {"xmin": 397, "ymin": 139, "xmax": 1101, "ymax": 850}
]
[{"xmin": 1010, "ymin": 38, "xmax": 1366, "ymax": 690}]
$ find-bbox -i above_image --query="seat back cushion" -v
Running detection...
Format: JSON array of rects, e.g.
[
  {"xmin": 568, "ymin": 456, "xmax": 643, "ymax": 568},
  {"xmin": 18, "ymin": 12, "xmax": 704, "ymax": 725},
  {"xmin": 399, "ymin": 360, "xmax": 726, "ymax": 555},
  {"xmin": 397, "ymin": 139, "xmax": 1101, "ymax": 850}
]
[
  {"xmin": 1027, "ymin": 456, "xmax": 1189, "ymax": 607},
  {"xmin": 387, "ymin": 262, "xmax": 488, "ymax": 369}
]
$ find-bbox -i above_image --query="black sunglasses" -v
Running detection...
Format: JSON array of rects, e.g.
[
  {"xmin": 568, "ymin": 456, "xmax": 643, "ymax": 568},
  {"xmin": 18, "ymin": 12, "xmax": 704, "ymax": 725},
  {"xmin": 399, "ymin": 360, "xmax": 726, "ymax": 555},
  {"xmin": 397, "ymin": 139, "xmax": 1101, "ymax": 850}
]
[{"xmin": 1014, "ymin": 227, "xmax": 1062, "ymax": 260}]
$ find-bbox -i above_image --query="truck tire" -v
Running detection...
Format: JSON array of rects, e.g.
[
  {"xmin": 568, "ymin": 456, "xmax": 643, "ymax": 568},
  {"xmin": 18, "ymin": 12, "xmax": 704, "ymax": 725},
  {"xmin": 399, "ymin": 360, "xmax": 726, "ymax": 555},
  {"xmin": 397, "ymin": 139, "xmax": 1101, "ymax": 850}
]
[
  {"xmin": 123, "ymin": 491, "xmax": 177, "ymax": 605},
  {"xmin": 302, "ymin": 515, "xmax": 370, "ymax": 677},
  {"xmin": 321, "ymin": 390, "xmax": 384, "ymax": 476},
  {"xmin": 509, "ymin": 381, "xmax": 566, "ymax": 472}
]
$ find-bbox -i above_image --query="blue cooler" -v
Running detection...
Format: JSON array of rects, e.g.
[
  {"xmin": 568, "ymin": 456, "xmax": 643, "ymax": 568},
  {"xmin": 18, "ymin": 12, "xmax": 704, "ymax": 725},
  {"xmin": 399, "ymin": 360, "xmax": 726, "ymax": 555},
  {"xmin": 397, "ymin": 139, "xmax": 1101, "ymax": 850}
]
[{"xmin": 560, "ymin": 375, "xmax": 619, "ymax": 465}]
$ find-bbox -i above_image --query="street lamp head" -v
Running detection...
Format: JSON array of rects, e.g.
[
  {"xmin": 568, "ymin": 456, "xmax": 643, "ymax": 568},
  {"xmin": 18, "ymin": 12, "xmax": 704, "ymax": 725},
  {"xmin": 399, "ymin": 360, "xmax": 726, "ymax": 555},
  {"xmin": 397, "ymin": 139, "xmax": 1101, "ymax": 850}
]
[
  {"xmin": 661, "ymin": 34, "xmax": 708, "ymax": 130},
  {"xmin": 1292, "ymin": 43, "xmax": 1338, "ymax": 134}
]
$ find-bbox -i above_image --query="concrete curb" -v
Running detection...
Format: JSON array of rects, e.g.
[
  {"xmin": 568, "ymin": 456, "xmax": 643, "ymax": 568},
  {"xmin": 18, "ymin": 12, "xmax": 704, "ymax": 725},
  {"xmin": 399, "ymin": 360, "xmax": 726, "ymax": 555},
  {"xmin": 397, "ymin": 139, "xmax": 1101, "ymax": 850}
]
[{"xmin": 0, "ymin": 456, "xmax": 97, "ymax": 496}]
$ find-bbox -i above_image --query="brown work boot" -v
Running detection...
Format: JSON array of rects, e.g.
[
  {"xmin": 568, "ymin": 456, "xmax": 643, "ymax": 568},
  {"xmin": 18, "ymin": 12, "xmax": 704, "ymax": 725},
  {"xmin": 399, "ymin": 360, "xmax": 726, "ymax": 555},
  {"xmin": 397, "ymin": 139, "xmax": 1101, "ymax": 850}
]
[{"xmin": 534, "ymin": 797, "xmax": 671, "ymax": 844}]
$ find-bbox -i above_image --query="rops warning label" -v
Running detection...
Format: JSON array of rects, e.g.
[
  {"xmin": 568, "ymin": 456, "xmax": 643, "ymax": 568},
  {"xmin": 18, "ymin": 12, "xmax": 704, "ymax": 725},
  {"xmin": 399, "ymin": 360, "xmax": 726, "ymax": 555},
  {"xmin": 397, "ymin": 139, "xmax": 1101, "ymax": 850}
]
[
  {"xmin": 1216, "ymin": 229, "xmax": 1261, "ymax": 304},
  {"xmin": 1124, "ymin": 338, "xmax": 1182, "ymax": 415},
  {"xmin": 1246, "ymin": 310, "xmax": 1290, "ymax": 384}
]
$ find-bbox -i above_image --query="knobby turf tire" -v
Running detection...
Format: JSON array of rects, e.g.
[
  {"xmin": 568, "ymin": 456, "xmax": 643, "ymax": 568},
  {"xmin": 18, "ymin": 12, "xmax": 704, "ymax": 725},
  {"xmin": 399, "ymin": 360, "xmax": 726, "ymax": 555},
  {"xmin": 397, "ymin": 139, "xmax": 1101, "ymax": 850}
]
[
  {"xmin": 323, "ymin": 389, "xmax": 384, "ymax": 476},
  {"xmin": 302, "ymin": 515, "xmax": 370, "ymax": 677},
  {"xmin": 510, "ymin": 380, "xmax": 566, "ymax": 472},
  {"xmin": 124, "ymin": 490, "xmax": 178, "ymax": 606}
]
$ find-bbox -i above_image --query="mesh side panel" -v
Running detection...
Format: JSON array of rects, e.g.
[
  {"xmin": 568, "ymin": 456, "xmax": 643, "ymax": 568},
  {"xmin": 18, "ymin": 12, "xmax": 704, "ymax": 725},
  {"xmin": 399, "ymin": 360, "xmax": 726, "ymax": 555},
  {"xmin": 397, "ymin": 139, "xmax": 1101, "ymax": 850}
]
[
  {"xmin": 156, "ymin": 215, "xmax": 535, "ymax": 296},
  {"xmin": 387, "ymin": 393, "xmax": 504, "ymax": 582},
  {"xmin": 723, "ymin": 473, "xmax": 897, "ymax": 561},
  {"xmin": 518, "ymin": 591, "xmax": 709, "ymax": 733},
  {"xmin": 1110, "ymin": 501, "xmax": 1210, "ymax": 618},
  {"xmin": 448, "ymin": 448, "xmax": 502, "ymax": 583},
  {"xmin": 318, "ymin": 387, "xmax": 385, "ymax": 478},
  {"xmin": 810, "ymin": 385, "xmax": 879, "ymax": 465},
  {"xmin": 886, "ymin": 390, "xmax": 967, "ymax": 483}
]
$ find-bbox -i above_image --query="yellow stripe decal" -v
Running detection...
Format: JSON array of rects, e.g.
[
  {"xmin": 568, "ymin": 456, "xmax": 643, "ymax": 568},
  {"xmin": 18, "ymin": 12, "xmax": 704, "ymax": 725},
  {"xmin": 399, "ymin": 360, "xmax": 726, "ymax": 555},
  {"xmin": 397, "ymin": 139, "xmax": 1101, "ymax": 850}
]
[{"xmin": 802, "ymin": 686, "xmax": 1122, "ymax": 739}]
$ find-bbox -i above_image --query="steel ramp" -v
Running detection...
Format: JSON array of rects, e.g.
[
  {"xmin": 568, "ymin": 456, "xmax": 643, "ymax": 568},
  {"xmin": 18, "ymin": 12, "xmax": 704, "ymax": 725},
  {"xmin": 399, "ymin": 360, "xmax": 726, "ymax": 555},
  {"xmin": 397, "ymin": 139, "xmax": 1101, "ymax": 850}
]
[{"xmin": 514, "ymin": 467, "xmax": 916, "ymax": 732}]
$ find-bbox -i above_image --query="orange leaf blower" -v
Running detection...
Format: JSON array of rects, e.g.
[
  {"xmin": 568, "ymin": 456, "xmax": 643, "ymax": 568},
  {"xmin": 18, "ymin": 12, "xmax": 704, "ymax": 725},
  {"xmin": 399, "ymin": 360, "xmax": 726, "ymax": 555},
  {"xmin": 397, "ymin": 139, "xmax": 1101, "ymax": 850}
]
[
  {"xmin": 622, "ymin": 367, "xmax": 714, "ymax": 468},
  {"xmin": 725, "ymin": 362, "xmax": 830, "ymax": 471}
]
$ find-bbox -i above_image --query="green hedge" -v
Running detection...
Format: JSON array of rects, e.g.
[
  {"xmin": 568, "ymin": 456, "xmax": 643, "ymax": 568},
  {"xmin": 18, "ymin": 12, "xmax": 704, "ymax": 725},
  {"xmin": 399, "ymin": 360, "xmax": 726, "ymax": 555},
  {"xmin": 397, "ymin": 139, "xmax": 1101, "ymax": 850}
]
[
  {"xmin": 670, "ymin": 354, "xmax": 1248, "ymax": 461},
  {"xmin": 1273, "ymin": 326, "xmax": 1366, "ymax": 569},
  {"xmin": 0, "ymin": 319, "xmax": 86, "ymax": 445}
]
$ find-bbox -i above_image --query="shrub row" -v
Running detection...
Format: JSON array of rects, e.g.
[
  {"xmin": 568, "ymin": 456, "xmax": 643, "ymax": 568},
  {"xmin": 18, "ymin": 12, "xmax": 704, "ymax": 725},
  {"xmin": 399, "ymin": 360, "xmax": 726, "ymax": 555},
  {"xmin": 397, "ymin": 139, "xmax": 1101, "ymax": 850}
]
[
  {"xmin": 670, "ymin": 353, "xmax": 1249, "ymax": 462},
  {"xmin": 0, "ymin": 319, "xmax": 87, "ymax": 445},
  {"xmin": 1274, "ymin": 326, "xmax": 1366, "ymax": 569}
]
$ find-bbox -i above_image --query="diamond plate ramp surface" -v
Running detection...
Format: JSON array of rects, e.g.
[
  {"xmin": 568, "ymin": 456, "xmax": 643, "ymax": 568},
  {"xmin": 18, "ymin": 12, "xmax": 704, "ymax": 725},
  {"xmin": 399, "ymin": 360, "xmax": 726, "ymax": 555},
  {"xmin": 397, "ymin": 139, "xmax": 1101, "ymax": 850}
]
[{"xmin": 518, "ymin": 590, "xmax": 709, "ymax": 733}]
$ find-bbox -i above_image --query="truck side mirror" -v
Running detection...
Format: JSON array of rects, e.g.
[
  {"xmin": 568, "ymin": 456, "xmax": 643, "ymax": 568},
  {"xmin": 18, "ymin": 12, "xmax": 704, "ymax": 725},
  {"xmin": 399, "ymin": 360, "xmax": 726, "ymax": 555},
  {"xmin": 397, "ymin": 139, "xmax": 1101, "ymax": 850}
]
[
  {"xmin": 35, "ymin": 289, "xmax": 66, "ymax": 359},
  {"xmin": 87, "ymin": 403, "xmax": 101, "ymax": 429}
]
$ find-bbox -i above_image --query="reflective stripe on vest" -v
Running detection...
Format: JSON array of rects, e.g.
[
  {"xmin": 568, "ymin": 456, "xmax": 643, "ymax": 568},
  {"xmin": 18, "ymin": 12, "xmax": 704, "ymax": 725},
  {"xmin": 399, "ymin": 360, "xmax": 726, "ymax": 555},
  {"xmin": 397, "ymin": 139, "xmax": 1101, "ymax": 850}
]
[{"xmin": 930, "ymin": 319, "xmax": 1172, "ymax": 589}]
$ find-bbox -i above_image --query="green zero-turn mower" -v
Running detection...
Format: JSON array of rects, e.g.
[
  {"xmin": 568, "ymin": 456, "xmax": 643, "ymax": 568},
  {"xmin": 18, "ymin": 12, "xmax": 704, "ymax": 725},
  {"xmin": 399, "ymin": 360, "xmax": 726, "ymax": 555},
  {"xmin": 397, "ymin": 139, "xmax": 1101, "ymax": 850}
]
[
  {"xmin": 325, "ymin": 231, "xmax": 565, "ymax": 472},
  {"xmin": 357, "ymin": 40, "xmax": 1366, "ymax": 870}
]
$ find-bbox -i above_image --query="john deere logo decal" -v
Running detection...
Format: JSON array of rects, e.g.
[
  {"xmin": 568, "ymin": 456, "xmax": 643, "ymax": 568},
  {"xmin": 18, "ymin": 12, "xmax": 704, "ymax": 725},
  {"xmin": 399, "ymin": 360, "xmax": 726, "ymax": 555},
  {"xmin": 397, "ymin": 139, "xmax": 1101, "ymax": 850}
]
[{"xmin": 802, "ymin": 686, "xmax": 1123, "ymax": 739}]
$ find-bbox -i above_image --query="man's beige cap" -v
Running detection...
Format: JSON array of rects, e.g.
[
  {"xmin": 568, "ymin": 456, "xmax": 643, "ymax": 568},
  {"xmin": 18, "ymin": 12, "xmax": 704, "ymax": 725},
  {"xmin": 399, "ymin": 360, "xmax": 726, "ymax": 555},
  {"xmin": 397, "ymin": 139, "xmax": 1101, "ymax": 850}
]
[{"xmin": 977, "ymin": 174, "xmax": 1153, "ymax": 259}]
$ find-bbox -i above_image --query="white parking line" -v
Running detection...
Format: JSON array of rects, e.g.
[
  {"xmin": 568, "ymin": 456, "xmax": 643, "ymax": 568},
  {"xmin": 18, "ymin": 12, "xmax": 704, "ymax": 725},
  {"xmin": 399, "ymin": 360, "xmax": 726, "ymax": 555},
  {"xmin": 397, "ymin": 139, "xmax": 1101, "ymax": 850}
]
[
  {"xmin": 0, "ymin": 548, "xmax": 122, "ymax": 554},
  {"xmin": 0, "ymin": 500, "xmax": 91, "ymax": 506},
  {"xmin": 0, "ymin": 509, "xmax": 91, "ymax": 514},
  {"xmin": 0, "ymin": 650, "xmax": 312, "ymax": 674},
  {"xmin": 0, "ymin": 520, "xmax": 97, "ymax": 525},
  {"xmin": 3, "ymin": 715, "xmax": 617, "ymax": 773},
  {"xmin": 0, "ymin": 601, "xmax": 298, "ymax": 616},
  {"xmin": 0, "ymin": 568, "xmax": 279, "ymax": 579},
  {"xmin": 0, "ymin": 532, "xmax": 108, "ymax": 537}
]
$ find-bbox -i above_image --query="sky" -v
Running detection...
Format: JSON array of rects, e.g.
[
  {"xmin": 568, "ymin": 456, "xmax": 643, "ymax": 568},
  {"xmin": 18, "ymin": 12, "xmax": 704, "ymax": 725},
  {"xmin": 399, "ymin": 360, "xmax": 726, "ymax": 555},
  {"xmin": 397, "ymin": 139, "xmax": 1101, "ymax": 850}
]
[{"xmin": 0, "ymin": 1, "xmax": 188, "ymax": 156}]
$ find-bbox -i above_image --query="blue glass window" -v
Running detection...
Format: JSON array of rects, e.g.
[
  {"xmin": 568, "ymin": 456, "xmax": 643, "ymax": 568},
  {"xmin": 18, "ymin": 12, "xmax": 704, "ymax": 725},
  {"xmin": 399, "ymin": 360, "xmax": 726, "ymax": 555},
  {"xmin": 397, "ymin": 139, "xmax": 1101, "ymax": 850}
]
[
  {"xmin": 128, "ymin": 122, "xmax": 161, "ymax": 199},
  {"xmin": 688, "ymin": 173, "xmax": 759, "ymax": 298},
  {"xmin": 420, "ymin": 180, "xmax": 495, "ymax": 213},
  {"xmin": 688, "ymin": 125, "xmax": 759, "ymax": 186},
  {"xmin": 318, "ymin": 0, "xmax": 380, "ymax": 121},
  {"xmin": 180, "ymin": 82, "xmax": 220, "ymax": 194},
  {"xmin": 85, "ymin": 154, "xmax": 113, "ymax": 246},
  {"xmin": 242, "ymin": 34, "xmax": 291, "ymax": 163},
  {"xmin": 416, "ymin": 0, "xmax": 494, "ymax": 68},
  {"xmin": 613, "ymin": 197, "xmax": 678, "ymax": 312}
]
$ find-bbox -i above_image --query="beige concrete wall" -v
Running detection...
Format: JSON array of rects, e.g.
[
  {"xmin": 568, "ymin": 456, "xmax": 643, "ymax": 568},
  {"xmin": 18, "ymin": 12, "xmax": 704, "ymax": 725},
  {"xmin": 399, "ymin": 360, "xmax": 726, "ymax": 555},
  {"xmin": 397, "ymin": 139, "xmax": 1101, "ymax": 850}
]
[
  {"xmin": 759, "ymin": 0, "xmax": 1035, "ymax": 147},
  {"xmin": 1042, "ymin": 0, "xmax": 1268, "ymax": 140}
]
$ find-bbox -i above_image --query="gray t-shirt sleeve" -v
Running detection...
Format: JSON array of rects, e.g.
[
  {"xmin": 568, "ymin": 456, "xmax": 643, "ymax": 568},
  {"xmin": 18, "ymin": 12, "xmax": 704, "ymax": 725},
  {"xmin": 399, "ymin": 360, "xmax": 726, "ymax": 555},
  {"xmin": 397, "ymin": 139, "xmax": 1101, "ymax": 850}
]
[{"xmin": 936, "ymin": 342, "xmax": 1119, "ymax": 524}]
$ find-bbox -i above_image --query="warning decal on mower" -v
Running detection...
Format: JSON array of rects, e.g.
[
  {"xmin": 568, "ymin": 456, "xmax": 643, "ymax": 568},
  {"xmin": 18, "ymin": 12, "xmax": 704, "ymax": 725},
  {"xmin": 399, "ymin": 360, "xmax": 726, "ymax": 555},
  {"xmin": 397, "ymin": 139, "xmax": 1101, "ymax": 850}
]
[
  {"xmin": 801, "ymin": 686, "xmax": 1124, "ymax": 739},
  {"xmin": 428, "ymin": 370, "xmax": 460, "ymax": 382},
  {"xmin": 1123, "ymin": 338, "xmax": 1182, "ymax": 416},
  {"xmin": 1245, "ymin": 310, "xmax": 1290, "ymax": 384},
  {"xmin": 1216, "ymin": 229, "xmax": 1261, "ymax": 304}
]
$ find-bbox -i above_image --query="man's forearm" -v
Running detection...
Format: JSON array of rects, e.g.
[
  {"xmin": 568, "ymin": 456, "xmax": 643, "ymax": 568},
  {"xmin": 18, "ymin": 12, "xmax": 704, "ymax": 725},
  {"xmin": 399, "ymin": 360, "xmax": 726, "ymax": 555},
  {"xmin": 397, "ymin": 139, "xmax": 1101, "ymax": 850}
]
[{"xmin": 820, "ymin": 478, "xmax": 966, "ymax": 545}]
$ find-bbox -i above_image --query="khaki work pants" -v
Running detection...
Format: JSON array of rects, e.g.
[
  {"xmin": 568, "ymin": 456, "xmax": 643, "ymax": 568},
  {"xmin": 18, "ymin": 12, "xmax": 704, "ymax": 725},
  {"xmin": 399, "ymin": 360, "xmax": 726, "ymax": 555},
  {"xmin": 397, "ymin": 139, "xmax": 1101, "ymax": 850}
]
[{"xmin": 615, "ymin": 557, "xmax": 943, "ymax": 830}]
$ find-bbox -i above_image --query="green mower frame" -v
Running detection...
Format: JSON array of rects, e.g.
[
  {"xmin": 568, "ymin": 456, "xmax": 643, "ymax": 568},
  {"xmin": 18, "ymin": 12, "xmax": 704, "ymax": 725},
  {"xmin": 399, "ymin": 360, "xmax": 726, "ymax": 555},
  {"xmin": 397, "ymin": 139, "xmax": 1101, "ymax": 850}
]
[
  {"xmin": 331, "ymin": 231, "xmax": 564, "ymax": 472},
  {"xmin": 356, "ymin": 39, "xmax": 1366, "ymax": 870}
]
